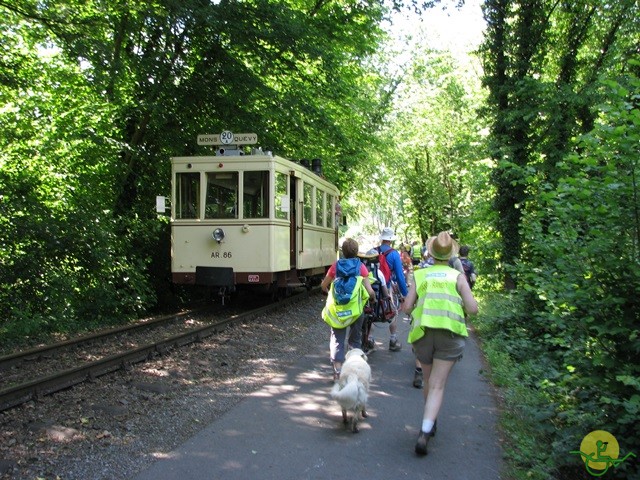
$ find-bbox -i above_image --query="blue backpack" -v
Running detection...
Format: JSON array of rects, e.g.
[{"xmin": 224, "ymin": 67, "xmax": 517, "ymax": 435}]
[{"xmin": 333, "ymin": 258, "xmax": 361, "ymax": 304}]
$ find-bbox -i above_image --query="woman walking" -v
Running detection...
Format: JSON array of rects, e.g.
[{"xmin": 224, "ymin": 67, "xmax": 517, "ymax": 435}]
[
  {"xmin": 401, "ymin": 231, "xmax": 478, "ymax": 455},
  {"xmin": 321, "ymin": 238, "xmax": 375, "ymax": 381}
]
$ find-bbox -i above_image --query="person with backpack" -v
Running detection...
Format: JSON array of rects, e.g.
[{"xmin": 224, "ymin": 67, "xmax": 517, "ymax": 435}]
[
  {"xmin": 375, "ymin": 227, "xmax": 409, "ymax": 352},
  {"xmin": 402, "ymin": 231, "xmax": 478, "ymax": 456},
  {"xmin": 321, "ymin": 238, "xmax": 376, "ymax": 381},
  {"xmin": 447, "ymin": 233, "xmax": 465, "ymax": 274},
  {"xmin": 459, "ymin": 245, "xmax": 477, "ymax": 289},
  {"xmin": 358, "ymin": 248, "xmax": 393, "ymax": 353}
]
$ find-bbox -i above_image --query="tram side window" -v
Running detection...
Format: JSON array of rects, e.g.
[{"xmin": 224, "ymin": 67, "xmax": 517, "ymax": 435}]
[
  {"xmin": 326, "ymin": 194, "xmax": 334, "ymax": 228},
  {"xmin": 176, "ymin": 172, "xmax": 200, "ymax": 219},
  {"xmin": 243, "ymin": 171, "xmax": 269, "ymax": 218},
  {"xmin": 303, "ymin": 183, "xmax": 313, "ymax": 224},
  {"xmin": 205, "ymin": 172, "xmax": 238, "ymax": 219},
  {"xmin": 315, "ymin": 189, "xmax": 323, "ymax": 226},
  {"xmin": 274, "ymin": 172, "xmax": 288, "ymax": 220}
]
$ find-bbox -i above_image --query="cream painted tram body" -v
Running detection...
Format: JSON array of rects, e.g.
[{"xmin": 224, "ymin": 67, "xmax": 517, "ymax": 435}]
[{"xmin": 170, "ymin": 148, "xmax": 340, "ymax": 297}]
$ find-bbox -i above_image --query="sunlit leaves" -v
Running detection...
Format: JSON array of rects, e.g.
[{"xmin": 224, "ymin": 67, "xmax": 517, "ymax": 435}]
[
  {"xmin": 1, "ymin": 0, "xmax": 402, "ymax": 344},
  {"xmin": 491, "ymin": 69, "xmax": 640, "ymax": 477}
]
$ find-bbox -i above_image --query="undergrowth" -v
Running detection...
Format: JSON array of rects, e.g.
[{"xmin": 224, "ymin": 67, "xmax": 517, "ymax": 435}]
[{"xmin": 472, "ymin": 291, "xmax": 638, "ymax": 480}]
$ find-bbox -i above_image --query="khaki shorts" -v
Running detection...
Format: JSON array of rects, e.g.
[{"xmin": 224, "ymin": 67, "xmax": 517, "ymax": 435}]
[{"xmin": 412, "ymin": 328, "xmax": 466, "ymax": 364}]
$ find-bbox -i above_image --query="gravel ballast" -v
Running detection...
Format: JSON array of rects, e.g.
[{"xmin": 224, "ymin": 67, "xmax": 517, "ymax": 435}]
[{"xmin": 0, "ymin": 295, "xmax": 329, "ymax": 480}]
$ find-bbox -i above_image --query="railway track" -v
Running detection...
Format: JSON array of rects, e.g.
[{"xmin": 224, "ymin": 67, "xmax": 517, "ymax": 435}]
[{"xmin": 0, "ymin": 290, "xmax": 313, "ymax": 412}]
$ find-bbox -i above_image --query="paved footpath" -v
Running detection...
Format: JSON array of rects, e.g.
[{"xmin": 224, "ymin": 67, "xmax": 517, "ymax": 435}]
[{"xmin": 133, "ymin": 314, "xmax": 504, "ymax": 480}]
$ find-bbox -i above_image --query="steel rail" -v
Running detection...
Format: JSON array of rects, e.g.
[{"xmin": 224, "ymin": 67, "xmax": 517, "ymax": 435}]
[
  {"xmin": 0, "ymin": 290, "xmax": 312, "ymax": 412},
  {"xmin": 0, "ymin": 307, "xmax": 213, "ymax": 373}
]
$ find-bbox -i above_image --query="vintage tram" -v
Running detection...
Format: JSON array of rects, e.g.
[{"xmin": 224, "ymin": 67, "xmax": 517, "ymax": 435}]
[{"xmin": 169, "ymin": 132, "xmax": 340, "ymax": 300}]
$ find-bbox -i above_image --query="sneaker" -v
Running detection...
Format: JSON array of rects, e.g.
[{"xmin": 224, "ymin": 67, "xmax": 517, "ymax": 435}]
[
  {"xmin": 389, "ymin": 339, "xmax": 402, "ymax": 351},
  {"xmin": 415, "ymin": 430, "xmax": 430, "ymax": 456},
  {"xmin": 413, "ymin": 370, "xmax": 423, "ymax": 389},
  {"xmin": 363, "ymin": 338, "xmax": 375, "ymax": 354},
  {"xmin": 333, "ymin": 369, "xmax": 341, "ymax": 382}
]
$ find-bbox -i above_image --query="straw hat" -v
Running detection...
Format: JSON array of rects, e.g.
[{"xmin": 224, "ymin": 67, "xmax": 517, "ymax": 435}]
[
  {"xmin": 358, "ymin": 248, "xmax": 379, "ymax": 259},
  {"xmin": 427, "ymin": 232, "xmax": 459, "ymax": 261}
]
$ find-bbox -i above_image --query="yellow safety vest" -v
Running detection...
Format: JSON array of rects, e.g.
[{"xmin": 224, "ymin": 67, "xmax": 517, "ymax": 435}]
[
  {"xmin": 407, "ymin": 264, "xmax": 467, "ymax": 343},
  {"xmin": 322, "ymin": 276, "xmax": 368, "ymax": 329},
  {"xmin": 367, "ymin": 271, "xmax": 382, "ymax": 286}
]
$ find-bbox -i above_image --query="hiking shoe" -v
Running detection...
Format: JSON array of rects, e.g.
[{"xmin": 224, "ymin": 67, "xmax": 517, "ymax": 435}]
[
  {"xmin": 413, "ymin": 370, "xmax": 423, "ymax": 389},
  {"xmin": 415, "ymin": 431, "xmax": 430, "ymax": 456},
  {"xmin": 363, "ymin": 338, "xmax": 375, "ymax": 354},
  {"xmin": 389, "ymin": 339, "xmax": 402, "ymax": 351}
]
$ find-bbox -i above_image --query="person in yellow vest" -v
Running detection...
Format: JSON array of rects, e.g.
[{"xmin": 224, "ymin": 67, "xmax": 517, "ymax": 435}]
[
  {"xmin": 411, "ymin": 240, "xmax": 422, "ymax": 265},
  {"xmin": 321, "ymin": 238, "xmax": 376, "ymax": 381},
  {"xmin": 411, "ymin": 235, "xmax": 463, "ymax": 388},
  {"xmin": 401, "ymin": 231, "xmax": 478, "ymax": 456}
]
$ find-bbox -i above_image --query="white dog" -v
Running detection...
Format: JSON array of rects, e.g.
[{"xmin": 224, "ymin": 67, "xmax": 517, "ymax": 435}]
[{"xmin": 330, "ymin": 348, "xmax": 372, "ymax": 433}]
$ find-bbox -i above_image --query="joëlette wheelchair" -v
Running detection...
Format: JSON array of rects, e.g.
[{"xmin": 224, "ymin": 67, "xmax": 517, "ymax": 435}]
[{"xmin": 358, "ymin": 252, "xmax": 398, "ymax": 353}]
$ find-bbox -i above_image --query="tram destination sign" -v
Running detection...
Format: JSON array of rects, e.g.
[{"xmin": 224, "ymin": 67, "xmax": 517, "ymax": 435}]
[{"xmin": 197, "ymin": 131, "xmax": 257, "ymax": 146}]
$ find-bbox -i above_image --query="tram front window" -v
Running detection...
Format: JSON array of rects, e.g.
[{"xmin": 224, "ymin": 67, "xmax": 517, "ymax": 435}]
[
  {"xmin": 205, "ymin": 172, "xmax": 238, "ymax": 219},
  {"xmin": 243, "ymin": 170, "xmax": 269, "ymax": 218},
  {"xmin": 176, "ymin": 172, "xmax": 200, "ymax": 219}
]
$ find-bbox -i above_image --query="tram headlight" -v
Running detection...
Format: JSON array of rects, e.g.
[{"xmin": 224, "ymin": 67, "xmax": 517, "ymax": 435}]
[{"xmin": 212, "ymin": 228, "xmax": 225, "ymax": 243}]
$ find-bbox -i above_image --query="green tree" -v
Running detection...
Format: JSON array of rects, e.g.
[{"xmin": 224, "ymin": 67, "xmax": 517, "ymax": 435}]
[
  {"xmin": 482, "ymin": 68, "xmax": 640, "ymax": 479},
  {"xmin": 363, "ymin": 38, "xmax": 486, "ymax": 243},
  {"xmin": 480, "ymin": 0, "xmax": 640, "ymax": 286},
  {"xmin": 0, "ymin": 19, "xmax": 153, "ymax": 338},
  {"xmin": 479, "ymin": 0, "xmax": 640, "ymax": 475},
  {"xmin": 0, "ymin": 0, "xmax": 398, "ymax": 344}
]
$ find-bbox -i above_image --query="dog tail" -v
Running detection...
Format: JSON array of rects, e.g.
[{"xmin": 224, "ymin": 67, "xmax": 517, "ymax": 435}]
[{"xmin": 330, "ymin": 374, "xmax": 365, "ymax": 407}]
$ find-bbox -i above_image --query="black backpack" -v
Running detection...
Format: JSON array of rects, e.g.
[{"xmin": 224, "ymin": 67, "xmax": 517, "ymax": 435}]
[{"xmin": 460, "ymin": 258, "xmax": 475, "ymax": 287}]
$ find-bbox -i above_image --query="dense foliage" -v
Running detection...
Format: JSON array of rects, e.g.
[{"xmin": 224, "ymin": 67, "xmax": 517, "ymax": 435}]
[
  {"xmin": 344, "ymin": 2, "xmax": 640, "ymax": 478},
  {"xmin": 342, "ymin": 35, "xmax": 488, "ymax": 245},
  {"xmin": 480, "ymin": 0, "xmax": 639, "ymax": 286},
  {"xmin": 1, "ymin": 0, "xmax": 638, "ymax": 478},
  {"xmin": 0, "ymin": 0, "xmax": 396, "ymax": 344},
  {"xmin": 517, "ymin": 73, "xmax": 640, "ymax": 478},
  {"xmin": 474, "ymin": 0, "xmax": 640, "ymax": 476}
]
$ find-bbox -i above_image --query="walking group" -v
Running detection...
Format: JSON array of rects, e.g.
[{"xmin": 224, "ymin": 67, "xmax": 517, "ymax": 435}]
[{"xmin": 320, "ymin": 227, "xmax": 478, "ymax": 456}]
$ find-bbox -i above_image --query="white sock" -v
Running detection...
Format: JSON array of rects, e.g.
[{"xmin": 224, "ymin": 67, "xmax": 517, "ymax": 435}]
[
  {"xmin": 422, "ymin": 419, "xmax": 435, "ymax": 433},
  {"xmin": 390, "ymin": 334, "xmax": 397, "ymax": 341}
]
